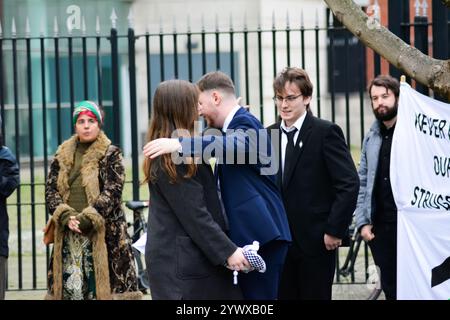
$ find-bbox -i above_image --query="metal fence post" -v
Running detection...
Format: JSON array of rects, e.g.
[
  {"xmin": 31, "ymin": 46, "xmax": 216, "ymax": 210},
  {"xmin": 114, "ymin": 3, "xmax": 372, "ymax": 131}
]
[
  {"xmin": 327, "ymin": 11, "xmax": 334, "ymax": 122},
  {"xmin": 68, "ymin": 32, "xmax": 75, "ymax": 134},
  {"xmin": 388, "ymin": 0, "xmax": 408, "ymax": 80},
  {"xmin": 187, "ymin": 17, "xmax": 193, "ymax": 82},
  {"xmin": 54, "ymin": 17, "xmax": 62, "ymax": 146},
  {"xmin": 127, "ymin": 12, "xmax": 139, "ymax": 201},
  {"xmin": 110, "ymin": 10, "xmax": 121, "ymax": 148},
  {"xmin": 272, "ymin": 12, "xmax": 277, "ymax": 120},
  {"xmin": 39, "ymin": 29, "xmax": 50, "ymax": 270},
  {"xmin": 372, "ymin": 0, "xmax": 381, "ymax": 77},
  {"xmin": 25, "ymin": 17, "xmax": 37, "ymax": 289},
  {"xmin": 400, "ymin": 0, "xmax": 411, "ymax": 84},
  {"xmin": 82, "ymin": 18, "xmax": 89, "ymax": 100},
  {"xmin": 413, "ymin": 2, "xmax": 429, "ymax": 95},
  {"xmin": 257, "ymin": 21, "xmax": 263, "ymax": 123},
  {"xmin": 172, "ymin": 19, "xmax": 179, "ymax": 79},
  {"xmin": 95, "ymin": 16, "xmax": 103, "ymax": 108},
  {"xmin": 432, "ymin": 0, "xmax": 449, "ymax": 101},
  {"xmin": 11, "ymin": 17, "xmax": 23, "ymax": 290},
  {"xmin": 315, "ymin": 10, "xmax": 322, "ymax": 119},
  {"xmin": 145, "ymin": 29, "xmax": 152, "ymax": 117}
]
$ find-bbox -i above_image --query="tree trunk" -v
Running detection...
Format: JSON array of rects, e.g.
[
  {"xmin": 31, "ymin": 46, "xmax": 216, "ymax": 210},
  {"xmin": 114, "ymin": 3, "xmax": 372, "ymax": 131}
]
[{"xmin": 324, "ymin": 0, "xmax": 450, "ymax": 100}]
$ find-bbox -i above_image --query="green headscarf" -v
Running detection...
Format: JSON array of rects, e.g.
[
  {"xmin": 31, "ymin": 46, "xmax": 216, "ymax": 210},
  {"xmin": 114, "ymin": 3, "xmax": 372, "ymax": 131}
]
[{"xmin": 72, "ymin": 101, "xmax": 103, "ymax": 126}]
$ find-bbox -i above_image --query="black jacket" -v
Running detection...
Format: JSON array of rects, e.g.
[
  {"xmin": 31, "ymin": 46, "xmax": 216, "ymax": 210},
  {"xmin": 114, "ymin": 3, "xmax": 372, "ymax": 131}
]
[
  {"xmin": 0, "ymin": 146, "xmax": 20, "ymax": 257},
  {"xmin": 268, "ymin": 113, "xmax": 359, "ymax": 256},
  {"xmin": 145, "ymin": 160, "xmax": 242, "ymax": 300}
]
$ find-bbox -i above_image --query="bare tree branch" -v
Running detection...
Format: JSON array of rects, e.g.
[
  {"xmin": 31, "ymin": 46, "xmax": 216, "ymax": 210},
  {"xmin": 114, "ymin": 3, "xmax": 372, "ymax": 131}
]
[{"xmin": 324, "ymin": 0, "xmax": 450, "ymax": 99}]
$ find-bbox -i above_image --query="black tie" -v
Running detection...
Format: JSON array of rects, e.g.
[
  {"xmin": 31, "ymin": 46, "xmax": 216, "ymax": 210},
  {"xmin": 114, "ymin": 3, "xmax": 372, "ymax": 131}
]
[{"xmin": 283, "ymin": 128, "xmax": 297, "ymax": 183}]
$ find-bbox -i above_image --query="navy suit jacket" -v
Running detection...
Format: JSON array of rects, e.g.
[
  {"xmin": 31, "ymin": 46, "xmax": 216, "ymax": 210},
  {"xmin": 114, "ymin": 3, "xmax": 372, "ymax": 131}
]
[{"xmin": 180, "ymin": 107, "xmax": 291, "ymax": 247}]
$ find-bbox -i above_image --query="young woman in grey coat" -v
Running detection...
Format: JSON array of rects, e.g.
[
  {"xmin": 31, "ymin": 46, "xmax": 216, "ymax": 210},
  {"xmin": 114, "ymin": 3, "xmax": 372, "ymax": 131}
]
[{"xmin": 143, "ymin": 80, "xmax": 249, "ymax": 300}]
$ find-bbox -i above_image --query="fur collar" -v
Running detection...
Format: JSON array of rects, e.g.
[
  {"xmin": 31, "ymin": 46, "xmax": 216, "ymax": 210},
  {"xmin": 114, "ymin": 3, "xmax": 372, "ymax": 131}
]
[{"xmin": 54, "ymin": 131, "xmax": 111, "ymax": 204}]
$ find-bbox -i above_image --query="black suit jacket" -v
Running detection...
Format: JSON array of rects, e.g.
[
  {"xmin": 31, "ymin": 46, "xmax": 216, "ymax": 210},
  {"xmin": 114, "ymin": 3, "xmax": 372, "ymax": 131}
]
[{"xmin": 268, "ymin": 112, "xmax": 359, "ymax": 256}]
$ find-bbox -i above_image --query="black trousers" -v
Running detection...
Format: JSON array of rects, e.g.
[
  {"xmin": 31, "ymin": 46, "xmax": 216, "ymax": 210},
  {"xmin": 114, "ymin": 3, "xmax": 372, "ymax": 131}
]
[
  {"xmin": 369, "ymin": 222, "xmax": 397, "ymax": 300},
  {"xmin": 278, "ymin": 243, "xmax": 336, "ymax": 300},
  {"xmin": 0, "ymin": 256, "xmax": 6, "ymax": 300}
]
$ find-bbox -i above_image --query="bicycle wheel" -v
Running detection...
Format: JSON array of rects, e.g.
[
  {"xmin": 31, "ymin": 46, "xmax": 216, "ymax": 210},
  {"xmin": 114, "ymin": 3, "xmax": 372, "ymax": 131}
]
[
  {"xmin": 132, "ymin": 247, "xmax": 149, "ymax": 292},
  {"xmin": 367, "ymin": 287, "xmax": 382, "ymax": 300},
  {"xmin": 138, "ymin": 269, "xmax": 149, "ymax": 289}
]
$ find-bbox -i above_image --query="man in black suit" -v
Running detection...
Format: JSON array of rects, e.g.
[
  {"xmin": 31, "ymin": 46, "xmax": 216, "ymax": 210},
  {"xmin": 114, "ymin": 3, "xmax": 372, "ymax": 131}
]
[{"xmin": 268, "ymin": 67, "xmax": 359, "ymax": 300}]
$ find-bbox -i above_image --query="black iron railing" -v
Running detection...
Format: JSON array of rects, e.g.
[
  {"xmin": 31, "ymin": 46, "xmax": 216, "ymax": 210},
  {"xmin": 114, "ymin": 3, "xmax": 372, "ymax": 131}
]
[{"xmin": 1, "ymin": 5, "xmax": 448, "ymax": 291}]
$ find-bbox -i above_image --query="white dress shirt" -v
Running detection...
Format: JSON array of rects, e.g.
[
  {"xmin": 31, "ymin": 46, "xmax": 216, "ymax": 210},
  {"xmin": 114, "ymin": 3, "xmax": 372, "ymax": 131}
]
[
  {"xmin": 222, "ymin": 105, "xmax": 242, "ymax": 133},
  {"xmin": 280, "ymin": 111, "xmax": 307, "ymax": 174}
]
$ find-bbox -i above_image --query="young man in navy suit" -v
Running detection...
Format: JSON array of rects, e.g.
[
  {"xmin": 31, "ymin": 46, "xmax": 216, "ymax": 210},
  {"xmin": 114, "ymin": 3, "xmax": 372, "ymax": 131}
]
[
  {"xmin": 268, "ymin": 67, "xmax": 359, "ymax": 300},
  {"xmin": 144, "ymin": 71, "xmax": 291, "ymax": 300}
]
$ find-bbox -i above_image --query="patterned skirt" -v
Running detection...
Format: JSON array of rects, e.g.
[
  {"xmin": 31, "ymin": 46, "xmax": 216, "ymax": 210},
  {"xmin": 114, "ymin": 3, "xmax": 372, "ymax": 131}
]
[{"xmin": 62, "ymin": 232, "xmax": 96, "ymax": 300}]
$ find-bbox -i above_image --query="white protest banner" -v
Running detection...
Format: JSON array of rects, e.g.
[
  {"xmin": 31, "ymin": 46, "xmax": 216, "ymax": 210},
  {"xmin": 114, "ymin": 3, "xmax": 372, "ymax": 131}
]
[{"xmin": 391, "ymin": 82, "xmax": 450, "ymax": 300}]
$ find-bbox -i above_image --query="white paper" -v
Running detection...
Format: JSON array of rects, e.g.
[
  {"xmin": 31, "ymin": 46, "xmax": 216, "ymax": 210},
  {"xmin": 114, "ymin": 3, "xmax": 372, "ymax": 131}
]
[{"xmin": 132, "ymin": 232, "xmax": 147, "ymax": 254}]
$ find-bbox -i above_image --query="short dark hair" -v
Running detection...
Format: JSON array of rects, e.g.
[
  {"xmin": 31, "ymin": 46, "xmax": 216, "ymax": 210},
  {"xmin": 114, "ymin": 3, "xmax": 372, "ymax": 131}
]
[
  {"xmin": 196, "ymin": 71, "xmax": 236, "ymax": 95},
  {"xmin": 368, "ymin": 75, "xmax": 400, "ymax": 99},
  {"xmin": 273, "ymin": 67, "xmax": 313, "ymax": 108}
]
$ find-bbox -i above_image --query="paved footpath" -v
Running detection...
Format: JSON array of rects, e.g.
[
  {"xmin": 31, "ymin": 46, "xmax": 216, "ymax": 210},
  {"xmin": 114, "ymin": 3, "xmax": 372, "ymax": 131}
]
[
  {"xmin": 5, "ymin": 290, "xmax": 152, "ymax": 300},
  {"xmin": 5, "ymin": 284, "xmax": 384, "ymax": 300}
]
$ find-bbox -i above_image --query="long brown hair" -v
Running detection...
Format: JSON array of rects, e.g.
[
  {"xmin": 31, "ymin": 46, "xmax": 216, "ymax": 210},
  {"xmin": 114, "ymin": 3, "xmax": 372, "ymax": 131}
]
[{"xmin": 143, "ymin": 80, "xmax": 198, "ymax": 184}]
